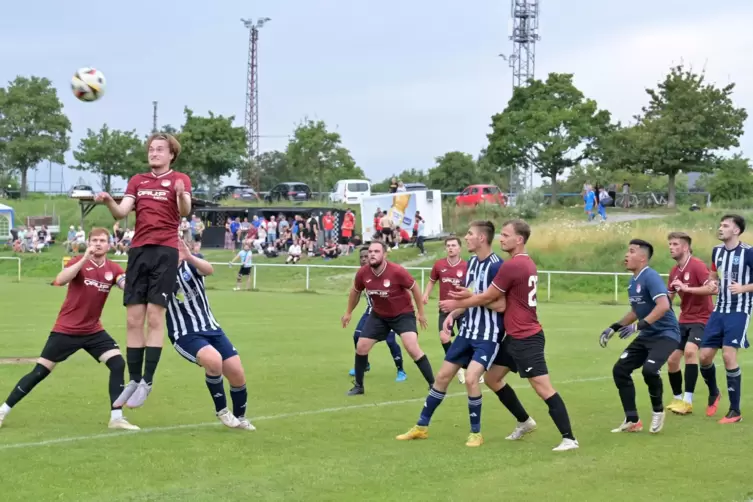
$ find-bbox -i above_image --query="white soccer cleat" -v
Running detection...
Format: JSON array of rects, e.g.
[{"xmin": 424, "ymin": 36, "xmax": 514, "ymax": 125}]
[
  {"xmin": 611, "ymin": 419, "xmax": 643, "ymax": 433},
  {"xmin": 0, "ymin": 409, "xmax": 7, "ymax": 429},
  {"xmin": 552, "ymin": 438, "xmax": 579, "ymax": 451},
  {"xmin": 108, "ymin": 417, "xmax": 140, "ymax": 431},
  {"xmin": 113, "ymin": 380, "xmax": 139, "ymax": 408},
  {"xmin": 457, "ymin": 368, "xmax": 466, "ymax": 384},
  {"xmin": 236, "ymin": 417, "xmax": 256, "ymax": 431},
  {"xmin": 217, "ymin": 408, "xmax": 241, "ymax": 428},
  {"xmin": 125, "ymin": 379, "xmax": 152, "ymax": 408},
  {"xmin": 505, "ymin": 417, "xmax": 537, "ymax": 440},
  {"xmin": 649, "ymin": 411, "xmax": 665, "ymax": 434}
]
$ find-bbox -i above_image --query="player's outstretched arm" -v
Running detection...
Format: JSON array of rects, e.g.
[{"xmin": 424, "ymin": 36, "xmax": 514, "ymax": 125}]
[
  {"xmin": 441, "ymin": 286, "xmax": 501, "ymax": 311},
  {"xmin": 186, "ymin": 253, "xmax": 214, "ymax": 276},
  {"xmin": 486, "ymin": 296, "xmax": 506, "ymax": 313}
]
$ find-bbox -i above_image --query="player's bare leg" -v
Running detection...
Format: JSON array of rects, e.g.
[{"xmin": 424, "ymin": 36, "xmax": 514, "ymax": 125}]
[
  {"xmin": 126, "ymin": 303, "xmax": 166, "ymax": 408},
  {"xmin": 699, "ymin": 347, "xmax": 722, "ymax": 417},
  {"xmin": 223, "ymin": 355, "xmax": 255, "ymax": 430},
  {"xmin": 114, "ymin": 304, "xmax": 148, "ymax": 407},
  {"xmin": 100, "ymin": 350, "xmax": 140, "ymax": 430},
  {"xmin": 485, "ymin": 364, "xmax": 536, "ymax": 440},
  {"xmin": 665, "ymin": 349, "xmax": 684, "ymax": 412},
  {"xmin": 528, "ymin": 375, "xmax": 578, "ymax": 451},
  {"xmin": 398, "ymin": 332, "xmax": 435, "ymax": 388},
  {"xmin": 349, "ymin": 337, "xmax": 378, "ymax": 395},
  {"xmin": 196, "ymin": 346, "xmax": 241, "ymax": 428},
  {"xmin": 396, "ymin": 360, "xmax": 461, "ymax": 441},
  {"xmin": 720, "ymin": 346, "xmax": 742, "ymax": 423}
]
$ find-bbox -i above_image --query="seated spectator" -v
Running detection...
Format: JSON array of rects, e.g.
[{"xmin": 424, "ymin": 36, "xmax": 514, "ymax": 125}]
[
  {"xmin": 286, "ymin": 240, "xmax": 302, "ymax": 264},
  {"xmin": 321, "ymin": 240, "xmax": 340, "ymax": 260},
  {"xmin": 263, "ymin": 242, "xmax": 279, "ymax": 258}
]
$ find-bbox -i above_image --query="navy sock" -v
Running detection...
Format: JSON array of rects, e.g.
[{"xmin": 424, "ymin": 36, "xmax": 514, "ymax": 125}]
[
  {"xmin": 468, "ymin": 395, "xmax": 482, "ymax": 433},
  {"xmin": 727, "ymin": 367, "xmax": 742, "ymax": 412},
  {"xmin": 385, "ymin": 334, "xmax": 404, "ymax": 371},
  {"xmin": 700, "ymin": 363, "xmax": 719, "ymax": 396},
  {"xmin": 205, "ymin": 374, "xmax": 226, "ymax": 413},
  {"xmin": 142, "ymin": 346, "xmax": 162, "ymax": 385},
  {"xmin": 417, "ymin": 387, "xmax": 446, "ymax": 426},
  {"xmin": 230, "ymin": 384, "xmax": 248, "ymax": 418}
]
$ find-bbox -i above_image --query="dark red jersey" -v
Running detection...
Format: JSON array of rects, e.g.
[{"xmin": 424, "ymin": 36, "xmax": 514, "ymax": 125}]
[
  {"xmin": 125, "ymin": 170, "xmax": 192, "ymax": 249},
  {"xmin": 354, "ymin": 261, "xmax": 415, "ymax": 318},
  {"xmin": 52, "ymin": 256, "xmax": 125, "ymax": 335},
  {"xmin": 430, "ymin": 257, "xmax": 468, "ymax": 303},
  {"xmin": 668, "ymin": 255, "xmax": 713, "ymax": 324},
  {"xmin": 492, "ymin": 254, "xmax": 542, "ymax": 339}
]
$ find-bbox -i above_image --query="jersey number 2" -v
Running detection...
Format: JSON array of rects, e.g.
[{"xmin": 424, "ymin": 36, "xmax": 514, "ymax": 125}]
[{"xmin": 528, "ymin": 275, "xmax": 538, "ymax": 307}]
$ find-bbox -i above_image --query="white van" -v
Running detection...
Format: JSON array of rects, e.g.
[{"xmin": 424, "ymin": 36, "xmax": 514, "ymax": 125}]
[{"xmin": 329, "ymin": 179, "xmax": 371, "ymax": 204}]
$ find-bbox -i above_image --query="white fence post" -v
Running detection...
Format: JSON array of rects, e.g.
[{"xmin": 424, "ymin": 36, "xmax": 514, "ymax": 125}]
[
  {"xmin": 253, "ymin": 266, "xmax": 257, "ymax": 290},
  {"xmin": 614, "ymin": 274, "xmax": 619, "ymax": 303},
  {"xmin": 421, "ymin": 269, "xmax": 425, "ymax": 291},
  {"xmin": 0, "ymin": 257, "xmax": 22, "ymax": 282},
  {"xmin": 547, "ymin": 272, "xmax": 551, "ymax": 301},
  {"xmin": 305, "ymin": 265, "xmax": 310, "ymax": 291}
]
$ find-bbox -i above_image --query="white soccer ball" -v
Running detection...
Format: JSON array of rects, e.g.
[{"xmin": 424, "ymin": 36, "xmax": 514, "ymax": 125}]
[{"xmin": 71, "ymin": 67, "xmax": 106, "ymax": 102}]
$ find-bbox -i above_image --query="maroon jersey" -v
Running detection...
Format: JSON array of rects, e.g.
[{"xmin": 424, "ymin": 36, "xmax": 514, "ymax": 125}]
[
  {"xmin": 429, "ymin": 257, "xmax": 468, "ymax": 302},
  {"xmin": 353, "ymin": 261, "xmax": 416, "ymax": 318},
  {"xmin": 492, "ymin": 254, "xmax": 542, "ymax": 339},
  {"xmin": 52, "ymin": 256, "xmax": 125, "ymax": 335},
  {"xmin": 668, "ymin": 255, "xmax": 713, "ymax": 324},
  {"xmin": 125, "ymin": 170, "xmax": 192, "ymax": 249}
]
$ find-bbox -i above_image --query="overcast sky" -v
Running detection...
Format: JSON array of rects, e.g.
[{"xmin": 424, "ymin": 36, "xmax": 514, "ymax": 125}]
[{"xmin": 2, "ymin": 0, "xmax": 751, "ymax": 192}]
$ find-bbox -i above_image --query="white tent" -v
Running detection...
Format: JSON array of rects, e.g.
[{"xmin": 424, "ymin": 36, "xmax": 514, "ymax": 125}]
[{"xmin": 0, "ymin": 203, "xmax": 14, "ymax": 241}]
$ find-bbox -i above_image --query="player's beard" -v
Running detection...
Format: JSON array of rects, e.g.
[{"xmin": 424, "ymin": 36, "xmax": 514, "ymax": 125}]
[{"xmin": 369, "ymin": 258, "xmax": 383, "ymax": 269}]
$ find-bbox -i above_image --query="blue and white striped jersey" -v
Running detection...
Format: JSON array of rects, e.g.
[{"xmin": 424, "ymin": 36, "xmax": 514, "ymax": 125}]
[
  {"xmin": 457, "ymin": 253, "xmax": 504, "ymax": 342},
  {"xmin": 363, "ymin": 293, "xmax": 373, "ymax": 316},
  {"xmin": 166, "ymin": 260, "xmax": 222, "ymax": 339},
  {"xmin": 712, "ymin": 243, "xmax": 753, "ymax": 314}
]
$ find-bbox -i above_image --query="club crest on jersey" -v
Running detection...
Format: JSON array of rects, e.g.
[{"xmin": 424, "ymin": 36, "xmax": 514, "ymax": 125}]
[
  {"xmin": 104, "ymin": 272, "xmax": 113, "ymax": 281},
  {"xmin": 456, "ymin": 270, "xmax": 463, "ymax": 277},
  {"xmin": 161, "ymin": 180, "xmax": 171, "ymax": 187},
  {"xmin": 684, "ymin": 272, "xmax": 690, "ymax": 281},
  {"xmin": 383, "ymin": 280, "xmax": 391, "ymax": 287},
  {"xmin": 182, "ymin": 271, "xmax": 192, "ymax": 281},
  {"xmin": 636, "ymin": 284, "xmax": 641, "ymax": 293},
  {"xmin": 733, "ymin": 256, "xmax": 741, "ymax": 265}
]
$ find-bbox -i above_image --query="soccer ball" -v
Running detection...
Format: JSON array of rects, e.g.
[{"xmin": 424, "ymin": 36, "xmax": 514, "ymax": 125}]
[{"xmin": 71, "ymin": 68, "xmax": 106, "ymax": 102}]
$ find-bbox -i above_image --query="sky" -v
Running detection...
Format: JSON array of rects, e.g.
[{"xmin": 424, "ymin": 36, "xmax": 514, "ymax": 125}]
[{"xmin": 2, "ymin": 0, "xmax": 752, "ymax": 192}]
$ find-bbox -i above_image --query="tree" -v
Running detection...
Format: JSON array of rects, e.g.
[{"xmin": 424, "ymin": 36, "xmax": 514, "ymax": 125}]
[
  {"xmin": 176, "ymin": 108, "xmax": 246, "ymax": 190},
  {"xmin": 72, "ymin": 124, "xmax": 146, "ymax": 192},
  {"xmin": 428, "ymin": 152, "xmax": 479, "ymax": 192},
  {"xmin": 0, "ymin": 76, "xmax": 71, "ymax": 197},
  {"xmin": 599, "ymin": 65, "xmax": 748, "ymax": 207},
  {"xmin": 699, "ymin": 155, "xmax": 753, "ymax": 202},
  {"xmin": 372, "ymin": 168, "xmax": 430, "ymax": 192},
  {"xmin": 486, "ymin": 73, "xmax": 611, "ymax": 203},
  {"xmin": 256, "ymin": 150, "xmax": 291, "ymax": 189}
]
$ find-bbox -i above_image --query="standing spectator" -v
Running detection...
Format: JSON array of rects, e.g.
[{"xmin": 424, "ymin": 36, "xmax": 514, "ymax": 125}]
[
  {"xmin": 192, "ymin": 215, "xmax": 205, "ymax": 249},
  {"xmin": 240, "ymin": 217, "xmax": 251, "ymax": 239},
  {"xmin": 224, "ymin": 218, "xmax": 234, "ymax": 250},
  {"xmin": 595, "ymin": 184, "xmax": 609, "ymax": 221},
  {"xmin": 622, "ymin": 179, "xmax": 631, "ymax": 208},
  {"xmin": 179, "ymin": 218, "xmax": 191, "ymax": 244},
  {"xmin": 396, "ymin": 181, "xmax": 407, "ymax": 192},
  {"xmin": 267, "ymin": 215, "xmax": 278, "ymax": 245},
  {"xmin": 74, "ymin": 226, "xmax": 86, "ymax": 253},
  {"xmin": 230, "ymin": 244, "xmax": 254, "ymax": 291},
  {"xmin": 278, "ymin": 215, "xmax": 289, "ymax": 235},
  {"xmin": 583, "ymin": 184, "xmax": 595, "ymax": 222},
  {"xmin": 416, "ymin": 217, "xmax": 427, "ymax": 255},
  {"xmin": 389, "ymin": 178, "xmax": 398, "ymax": 193},
  {"xmin": 65, "ymin": 225, "xmax": 76, "ymax": 253},
  {"xmin": 412, "ymin": 211, "xmax": 423, "ymax": 246},
  {"xmin": 379, "ymin": 211, "xmax": 394, "ymax": 247},
  {"xmin": 341, "ymin": 208, "xmax": 355, "ymax": 255},
  {"xmin": 306, "ymin": 214, "xmax": 320, "ymax": 252},
  {"xmin": 231, "ymin": 217, "xmax": 241, "ymax": 249},
  {"xmin": 322, "ymin": 211, "xmax": 335, "ymax": 242}
]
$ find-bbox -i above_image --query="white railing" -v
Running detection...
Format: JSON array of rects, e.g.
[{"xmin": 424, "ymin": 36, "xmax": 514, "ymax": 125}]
[
  {"xmin": 63, "ymin": 258, "xmax": 668, "ymax": 303},
  {"xmin": 0, "ymin": 257, "xmax": 22, "ymax": 282}
]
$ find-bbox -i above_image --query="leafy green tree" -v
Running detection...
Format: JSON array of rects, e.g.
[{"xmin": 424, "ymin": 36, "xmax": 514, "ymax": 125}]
[
  {"xmin": 176, "ymin": 108, "xmax": 247, "ymax": 189},
  {"xmin": 285, "ymin": 119, "xmax": 364, "ymax": 193},
  {"xmin": 487, "ymin": 73, "xmax": 611, "ymax": 203},
  {"xmin": 72, "ymin": 124, "xmax": 146, "ymax": 192},
  {"xmin": 0, "ymin": 76, "xmax": 71, "ymax": 197},
  {"xmin": 428, "ymin": 152, "xmax": 480, "ymax": 192},
  {"xmin": 373, "ymin": 168, "xmax": 430, "ymax": 192},
  {"xmin": 244, "ymin": 150, "xmax": 292, "ymax": 189},
  {"xmin": 598, "ymin": 65, "xmax": 747, "ymax": 207},
  {"xmin": 699, "ymin": 155, "xmax": 753, "ymax": 202}
]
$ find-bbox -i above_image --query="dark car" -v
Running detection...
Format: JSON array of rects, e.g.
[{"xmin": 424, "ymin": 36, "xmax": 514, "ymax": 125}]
[
  {"xmin": 213, "ymin": 185, "xmax": 253, "ymax": 202},
  {"xmin": 265, "ymin": 182, "xmax": 312, "ymax": 202}
]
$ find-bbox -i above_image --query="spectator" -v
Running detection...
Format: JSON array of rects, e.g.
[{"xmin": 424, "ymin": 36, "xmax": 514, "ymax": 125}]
[
  {"xmin": 267, "ymin": 215, "xmax": 278, "ymax": 244},
  {"xmin": 224, "ymin": 218, "xmax": 234, "ymax": 250},
  {"xmin": 389, "ymin": 178, "xmax": 398, "ymax": 193},
  {"xmin": 180, "ymin": 217, "xmax": 191, "ymax": 244},
  {"xmin": 322, "ymin": 211, "xmax": 335, "ymax": 242},
  {"xmin": 278, "ymin": 215, "xmax": 289, "ymax": 235},
  {"xmin": 396, "ymin": 181, "xmax": 407, "ymax": 192},
  {"xmin": 379, "ymin": 210, "xmax": 394, "ymax": 247},
  {"xmin": 65, "ymin": 225, "xmax": 76, "ymax": 253},
  {"xmin": 622, "ymin": 179, "xmax": 631, "ymax": 208},
  {"xmin": 231, "ymin": 217, "xmax": 242, "ymax": 249},
  {"xmin": 416, "ymin": 217, "xmax": 427, "ymax": 255},
  {"xmin": 341, "ymin": 208, "xmax": 355, "ymax": 255},
  {"xmin": 412, "ymin": 211, "xmax": 423, "ymax": 246},
  {"xmin": 74, "ymin": 226, "xmax": 86, "ymax": 253},
  {"xmin": 253, "ymin": 226, "xmax": 267, "ymax": 253},
  {"xmin": 286, "ymin": 239, "xmax": 302, "ymax": 264},
  {"xmin": 321, "ymin": 239, "xmax": 340, "ymax": 260},
  {"xmin": 192, "ymin": 215, "xmax": 205, "ymax": 249},
  {"xmin": 240, "ymin": 217, "xmax": 251, "ymax": 236},
  {"xmin": 230, "ymin": 243, "xmax": 254, "ymax": 291}
]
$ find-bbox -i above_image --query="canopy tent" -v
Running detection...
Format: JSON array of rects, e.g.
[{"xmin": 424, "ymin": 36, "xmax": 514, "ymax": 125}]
[{"xmin": 0, "ymin": 203, "xmax": 14, "ymax": 241}]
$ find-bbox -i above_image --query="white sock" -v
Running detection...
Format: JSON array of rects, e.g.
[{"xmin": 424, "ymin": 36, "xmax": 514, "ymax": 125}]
[
  {"xmin": 0, "ymin": 403, "xmax": 11, "ymax": 414},
  {"xmin": 110, "ymin": 409, "xmax": 123, "ymax": 421},
  {"xmin": 673, "ymin": 394, "xmax": 682, "ymax": 400},
  {"xmin": 684, "ymin": 392, "xmax": 693, "ymax": 404}
]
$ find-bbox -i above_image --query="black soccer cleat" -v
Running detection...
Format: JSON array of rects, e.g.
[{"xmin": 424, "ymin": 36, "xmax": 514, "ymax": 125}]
[{"xmin": 347, "ymin": 384, "xmax": 364, "ymax": 396}]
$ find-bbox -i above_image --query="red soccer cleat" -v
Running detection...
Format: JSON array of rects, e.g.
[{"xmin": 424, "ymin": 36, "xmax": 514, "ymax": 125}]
[
  {"xmin": 718, "ymin": 410, "xmax": 742, "ymax": 424},
  {"xmin": 706, "ymin": 392, "xmax": 722, "ymax": 417}
]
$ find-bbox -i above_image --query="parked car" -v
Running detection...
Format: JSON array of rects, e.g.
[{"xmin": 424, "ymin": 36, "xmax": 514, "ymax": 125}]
[
  {"xmin": 213, "ymin": 185, "xmax": 252, "ymax": 201},
  {"xmin": 330, "ymin": 179, "xmax": 371, "ymax": 204},
  {"xmin": 403, "ymin": 182, "xmax": 428, "ymax": 192},
  {"xmin": 455, "ymin": 184, "xmax": 506, "ymax": 207},
  {"xmin": 265, "ymin": 182, "xmax": 312, "ymax": 202},
  {"xmin": 69, "ymin": 184, "xmax": 94, "ymax": 199}
]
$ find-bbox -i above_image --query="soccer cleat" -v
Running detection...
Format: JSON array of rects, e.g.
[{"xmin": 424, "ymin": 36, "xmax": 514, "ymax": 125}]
[
  {"xmin": 217, "ymin": 408, "xmax": 241, "ymax": 428},
  {"xmin": 466, "ymin": 432, "xmax": 484, "ymax": 447},
  {"xmin": 666, "ymin": 398, "xmax": 684, "ymax": 412},
  {"xmin": 396, "ymin": 425, "xmax": 429, "ymax": 441},
  {"xmin": 611, "ymin": 419, "xmax": 643, "ymax": 433},
  {"xmin": 506, "ymin": 417, "xmax": 537, "ymax": 440},
  {"xmin": 396, "ymin": 370, "xmax": 407, "ymax": 382},
  {"xmin": 718, "ymin": 410, "xmax": 742, "ymax": 424},
  {"xmin": 125, "ymin": 379, "xmax": 152, "ymax": 408},
  {"xmin": 113, "ymin": 380, "xmax": 139, "ymax": 408},
  {"xmin": 108, "ymin": 417, "xmax": 140, "ymax": 431},
  {"xmin": 457, "ymin": 368, "xmax": 466, "ymax": 384},
  {"xmin": 348, "ymin": 364, "xmax": 371, "ymax": 377},
  {"xmin": 235, "ymin": 417, "xmax": 257, "ymax": 431},
  {"xmin": 0, "ymin": 409, "xmax": 7, "ymax": 429},
  {"xmin": 552, "ymin": 438, "xmax": 579, "ymax": 451},
  {"xmin": 706, "ymin": 392, "xmax": 722, "ymax": 417},
  {"xmin": 670, "ymin": 401, "xmax": 693, "ymax": 415},
  {"xmin": 347, "ymin": 383, "xmax": 364, "ymax": 396},
  {"xmin": 649, "ymin": 411, "xmax": 665, "ymax": 434}
]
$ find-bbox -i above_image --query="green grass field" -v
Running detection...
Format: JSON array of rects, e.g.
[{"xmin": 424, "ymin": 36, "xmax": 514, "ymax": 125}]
[{"xmin": 1, "ymin": 278, "xmax": 753, "ymax": 501}]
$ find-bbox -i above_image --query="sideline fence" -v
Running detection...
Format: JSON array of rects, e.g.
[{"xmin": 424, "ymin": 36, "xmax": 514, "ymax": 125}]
[{"xmin": 0, "ymin": 257, "xmax": 22, "ymax": 282}]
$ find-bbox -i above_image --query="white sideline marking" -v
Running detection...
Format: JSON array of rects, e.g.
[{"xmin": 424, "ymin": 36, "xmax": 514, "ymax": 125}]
[{"xmin": 0, "ymin": 375, "xmax": 610, "ymax": 451}]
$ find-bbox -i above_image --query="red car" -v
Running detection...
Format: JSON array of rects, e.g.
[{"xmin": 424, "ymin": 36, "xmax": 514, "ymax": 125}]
[{"xmin": 455, "ymin": 184, "xmax": 506, "ymax": 207}]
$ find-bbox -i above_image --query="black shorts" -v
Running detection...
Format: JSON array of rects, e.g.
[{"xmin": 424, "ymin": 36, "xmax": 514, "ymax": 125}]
[
  {"xmin": 505, "ymin": 331, "xmax": 548, "ymax": 378},
  {"xmin": 339, "ymin": 236, "xmax": 350, "ymax": 245},
  {"xmin": 615, "ymin": 335, "xmax": 679, "ymax": 375},
  {"xmin": 40, "ymin": 331, "xmax": 119, "ymax": 363},
  {"xmin": 193, "ymin": 234, "xmax": 202, "ymax": 243},
  {"xmin": 678, "ymin": 323, "xmax": 704, "ymax": 351},
  {"xmin": 123, "ymin": 245, "xmax": 179, "ymax": 308},
  {"xmin": 491, "ymin": 334, "xmax": 518, "ymax": 373},
  {"xmin": 237, "ymin": 266, "xmax": 252, "ymax": 277},
  {"xmin": 380, "ymin": 228, "xmax": 392, "ymax": 237},
  {"xmin": 362, "ymin": 312, "xmax": 417, "ymax": 341},
  {"xmin": 438, "ymin": 310, "xmax": 462, "ymax": 336}
]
